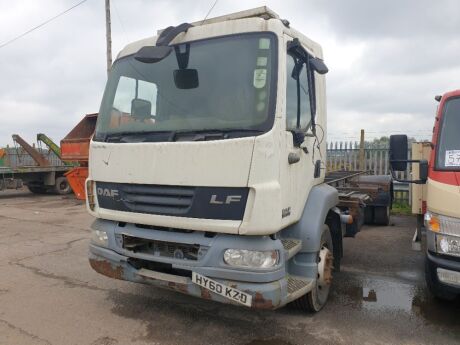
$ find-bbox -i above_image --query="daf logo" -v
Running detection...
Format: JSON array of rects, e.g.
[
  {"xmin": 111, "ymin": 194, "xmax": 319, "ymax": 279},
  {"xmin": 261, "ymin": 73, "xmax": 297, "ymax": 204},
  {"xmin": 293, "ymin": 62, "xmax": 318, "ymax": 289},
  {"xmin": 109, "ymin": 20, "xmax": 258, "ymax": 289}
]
[
  {"xmin": 97, "ymin": 187, "xmax": 119, "ymax": 198},
  {"xmin": 209, "ymin": 195, "xmax": 242, "ymax": 205}
]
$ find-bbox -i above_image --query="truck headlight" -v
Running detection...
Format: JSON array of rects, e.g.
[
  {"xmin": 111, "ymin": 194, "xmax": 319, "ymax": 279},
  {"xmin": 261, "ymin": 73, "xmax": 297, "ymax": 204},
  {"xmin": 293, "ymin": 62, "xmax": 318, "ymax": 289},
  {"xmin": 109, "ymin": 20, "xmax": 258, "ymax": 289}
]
[
  {"xmin": 436, "ymin": 234, "xmax": 460, "ymax": 257},
  {"xmin": 425, "ymin": 211, "xmax": 460, "ymax": 236},
  {"xmin": 223, "ymin": 249, "xmax": 279, "ymax": 268},
  {"xmin": 91, "ymin": 229, "xmax": 108, "ymax": 247}
]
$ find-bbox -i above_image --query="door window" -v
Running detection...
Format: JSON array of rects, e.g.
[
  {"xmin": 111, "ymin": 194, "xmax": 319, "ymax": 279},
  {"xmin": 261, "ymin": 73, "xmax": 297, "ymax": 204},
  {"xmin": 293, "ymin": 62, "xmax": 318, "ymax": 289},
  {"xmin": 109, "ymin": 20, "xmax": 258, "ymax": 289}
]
[{"xmin": 286, "ymin": 54, "xmax": 312, "ymax": 131}]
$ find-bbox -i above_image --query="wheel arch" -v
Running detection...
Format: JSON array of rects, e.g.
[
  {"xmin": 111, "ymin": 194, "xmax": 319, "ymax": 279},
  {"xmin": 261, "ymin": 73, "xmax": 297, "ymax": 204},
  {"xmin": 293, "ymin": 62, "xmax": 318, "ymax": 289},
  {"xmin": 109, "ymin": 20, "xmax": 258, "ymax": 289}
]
[{"xmin": 283, "ymin": 183, "xmax": 339, "ymax": 279}]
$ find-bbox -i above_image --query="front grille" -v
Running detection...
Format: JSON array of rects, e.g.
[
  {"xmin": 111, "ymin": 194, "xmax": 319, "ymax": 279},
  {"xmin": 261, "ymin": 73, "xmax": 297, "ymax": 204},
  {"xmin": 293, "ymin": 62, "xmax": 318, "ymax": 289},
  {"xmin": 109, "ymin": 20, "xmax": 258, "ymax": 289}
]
[
  {"xmin": 122, "ymin": 184, "xmax": 195, "ymax": 215},
  {"xmin": 96, "ymin": 182, "xmax": 249, "ymax": 220},
  {"xmin": 122, "ymin": 234, "xmax": 206, "ymax": 261}
]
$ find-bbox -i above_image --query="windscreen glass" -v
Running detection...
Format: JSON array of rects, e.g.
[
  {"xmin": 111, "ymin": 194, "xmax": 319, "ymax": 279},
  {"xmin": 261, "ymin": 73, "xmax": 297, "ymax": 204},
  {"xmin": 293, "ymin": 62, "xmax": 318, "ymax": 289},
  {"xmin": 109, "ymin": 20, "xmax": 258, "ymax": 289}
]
[
  {"xmin": 94, "ymin": 33, "xmax": 276, "ymax": 141},
  {"xmin": 436, "ymin": 97, "xmax": 460, "ymax": 170}
]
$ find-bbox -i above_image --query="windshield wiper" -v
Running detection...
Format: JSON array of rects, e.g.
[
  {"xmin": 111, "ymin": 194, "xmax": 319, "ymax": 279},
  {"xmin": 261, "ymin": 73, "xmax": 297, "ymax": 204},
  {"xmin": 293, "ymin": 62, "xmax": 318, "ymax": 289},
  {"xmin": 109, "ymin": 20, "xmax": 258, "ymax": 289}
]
[
  {"xmin": 172, "ymin": 129, "xmax": 264, "ymax": 142},
  {"xmin": 99, "ymin": 128, "xmax": 264, "ymax": 143},
  {"xmin": 102, "ymin": 131, "xmax": 173, "ymax": 143}
]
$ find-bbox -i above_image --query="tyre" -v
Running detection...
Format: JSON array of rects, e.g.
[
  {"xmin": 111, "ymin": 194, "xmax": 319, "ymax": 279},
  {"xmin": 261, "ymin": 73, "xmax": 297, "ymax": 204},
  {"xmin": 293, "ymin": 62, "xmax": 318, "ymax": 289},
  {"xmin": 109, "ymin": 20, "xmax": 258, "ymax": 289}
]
[
  {"xmin": 425, "ymin": 258, "xmax": 457, "ymax": 301},
  {"xmin": 292, "ymin": 225, "xmax": 334, "ymax": 312},
  {"xmin": 364, "ymin": 206, "xmax": 374, "ymax": 224},
  {"xmin": 27, "ymin": 184, "xmax": 47, "ymax": 194},
  {"xmin": 374, "ymin": 206, "xmax": 390, "ymax": 226},
  {"xmin": 53, "ymin": 176, "xmax": 72, "ymax": 195}
]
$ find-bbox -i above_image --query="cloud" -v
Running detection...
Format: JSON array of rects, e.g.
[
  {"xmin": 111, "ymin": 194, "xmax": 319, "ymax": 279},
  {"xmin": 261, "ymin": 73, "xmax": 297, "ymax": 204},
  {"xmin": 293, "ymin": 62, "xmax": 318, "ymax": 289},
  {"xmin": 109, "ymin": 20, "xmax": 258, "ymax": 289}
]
[{"xmin": 0, "ymin": 0, "xmax": 458, "ymax": 146}]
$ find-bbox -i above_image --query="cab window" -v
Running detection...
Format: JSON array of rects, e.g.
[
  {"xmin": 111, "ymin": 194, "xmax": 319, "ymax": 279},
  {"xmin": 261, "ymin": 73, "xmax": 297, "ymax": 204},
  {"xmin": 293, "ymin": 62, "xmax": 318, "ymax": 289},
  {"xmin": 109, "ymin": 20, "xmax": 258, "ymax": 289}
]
[{"xmin": 286, "ymin": 54, "xmax": 312, "ymax": 131}]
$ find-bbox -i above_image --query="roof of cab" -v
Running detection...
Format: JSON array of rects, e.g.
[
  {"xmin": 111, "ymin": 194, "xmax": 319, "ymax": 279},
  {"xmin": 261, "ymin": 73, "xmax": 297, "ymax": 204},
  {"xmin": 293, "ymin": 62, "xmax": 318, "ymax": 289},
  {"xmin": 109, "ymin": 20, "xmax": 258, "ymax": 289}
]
[{"xmin": 117, "ymin": 7, "xmax": 322, "ymax": 60}]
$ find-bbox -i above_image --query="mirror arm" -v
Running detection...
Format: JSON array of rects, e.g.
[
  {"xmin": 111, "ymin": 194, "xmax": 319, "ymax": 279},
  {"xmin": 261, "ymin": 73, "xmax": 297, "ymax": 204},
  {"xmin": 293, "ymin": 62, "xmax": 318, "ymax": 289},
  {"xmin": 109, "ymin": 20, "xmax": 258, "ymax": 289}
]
[
  {"xmin": 156, "ymin": 23, "xmax": 193, "ymax": 46},
  {"xmin": 291, "ymin": 129, "xmax": 306, "ymax": 148},
  {"xmin": 389, "ymin": 159, "xmax": 427, "ymax": 184}
]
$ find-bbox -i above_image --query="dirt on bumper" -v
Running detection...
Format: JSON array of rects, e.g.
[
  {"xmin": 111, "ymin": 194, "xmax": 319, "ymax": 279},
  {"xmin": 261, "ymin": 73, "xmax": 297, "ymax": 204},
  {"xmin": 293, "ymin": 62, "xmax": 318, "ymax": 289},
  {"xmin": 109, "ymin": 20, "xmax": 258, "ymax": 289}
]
[{"xmin": 88, "ymin": 253, "xmax": 282, "ymax": 310}]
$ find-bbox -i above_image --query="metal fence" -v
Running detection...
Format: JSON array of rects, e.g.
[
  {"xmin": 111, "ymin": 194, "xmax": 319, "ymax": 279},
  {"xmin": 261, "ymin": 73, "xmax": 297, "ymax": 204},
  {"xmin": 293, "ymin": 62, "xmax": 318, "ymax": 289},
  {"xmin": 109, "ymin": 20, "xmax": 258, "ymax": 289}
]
[
  {"xmin": 326, "ymin": 141, "xmax": 411, "ymax": 205},
  {"xmin": 2, "ymin": 147, "xmax": 63, "ymax": 168}
]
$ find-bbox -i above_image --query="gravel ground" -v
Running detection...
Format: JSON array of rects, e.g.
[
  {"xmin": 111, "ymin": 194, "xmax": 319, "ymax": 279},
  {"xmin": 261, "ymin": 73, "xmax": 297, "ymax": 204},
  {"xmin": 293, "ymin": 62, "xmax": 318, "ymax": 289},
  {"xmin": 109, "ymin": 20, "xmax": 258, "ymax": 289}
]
[{"xmin": 0, "ymin": 189, "xmax": 459, "ymax": 345}]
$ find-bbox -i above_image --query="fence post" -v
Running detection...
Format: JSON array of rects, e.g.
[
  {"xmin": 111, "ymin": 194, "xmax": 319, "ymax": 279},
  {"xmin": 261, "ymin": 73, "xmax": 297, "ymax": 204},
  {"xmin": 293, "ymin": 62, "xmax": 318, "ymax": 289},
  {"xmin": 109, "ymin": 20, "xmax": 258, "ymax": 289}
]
[{"xmin": 359, "ymin": 129, "xmax": 365, "ymax": 171}]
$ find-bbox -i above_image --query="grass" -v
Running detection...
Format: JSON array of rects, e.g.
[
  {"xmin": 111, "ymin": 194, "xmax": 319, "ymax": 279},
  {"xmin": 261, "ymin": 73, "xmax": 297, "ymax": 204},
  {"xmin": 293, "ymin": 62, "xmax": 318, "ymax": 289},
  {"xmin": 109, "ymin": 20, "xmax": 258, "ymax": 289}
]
[{"xmin": 391, "ymin": 202, "xmax": 413, "ymax": 216}]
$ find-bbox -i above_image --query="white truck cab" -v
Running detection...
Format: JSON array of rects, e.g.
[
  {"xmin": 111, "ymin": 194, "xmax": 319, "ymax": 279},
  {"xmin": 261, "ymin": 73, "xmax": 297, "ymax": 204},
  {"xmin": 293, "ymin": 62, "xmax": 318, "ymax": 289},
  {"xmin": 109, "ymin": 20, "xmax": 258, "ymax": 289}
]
[{"xmin": 87, "ymin": 7, "xmax": 344, "ymax": 311}]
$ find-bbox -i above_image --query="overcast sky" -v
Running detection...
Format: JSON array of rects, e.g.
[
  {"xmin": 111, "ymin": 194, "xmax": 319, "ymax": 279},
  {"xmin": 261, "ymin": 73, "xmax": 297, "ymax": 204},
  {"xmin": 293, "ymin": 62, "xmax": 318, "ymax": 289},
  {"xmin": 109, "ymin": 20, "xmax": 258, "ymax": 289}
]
[{"xmin": 0, "ymin": 0, "xmax": 459, "ymax": 145}]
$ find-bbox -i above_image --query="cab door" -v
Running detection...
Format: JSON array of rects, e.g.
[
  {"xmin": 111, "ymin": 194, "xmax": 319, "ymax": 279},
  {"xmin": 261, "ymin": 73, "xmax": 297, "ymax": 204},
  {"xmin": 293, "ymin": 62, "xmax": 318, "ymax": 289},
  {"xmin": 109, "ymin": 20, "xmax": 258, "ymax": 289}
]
[{"xmin": 281, "ymin": 37, "xmax": 321, "ymax": 224}]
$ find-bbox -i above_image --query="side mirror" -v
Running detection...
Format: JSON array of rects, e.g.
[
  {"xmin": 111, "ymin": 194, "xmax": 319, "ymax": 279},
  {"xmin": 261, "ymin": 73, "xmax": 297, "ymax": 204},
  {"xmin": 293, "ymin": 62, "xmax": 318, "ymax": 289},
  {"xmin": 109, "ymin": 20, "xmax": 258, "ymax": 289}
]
[
  {"xmin": 389, "ymin": 135, "xmax": 408, "ymax": 171},
  {"xmin": 174, "ymin": 69, "xmax": 199, "ymax": 89},
  {"xmin": 135, "ymin": 46, "xmax": 173, "ymax": 63},
  {"xmin": 419, "ymin": 159, "xmax": 428, "ymax": 183},
  {"xmin": 309, "ymin": 57, "xmax": 328, "ymax": 75}
]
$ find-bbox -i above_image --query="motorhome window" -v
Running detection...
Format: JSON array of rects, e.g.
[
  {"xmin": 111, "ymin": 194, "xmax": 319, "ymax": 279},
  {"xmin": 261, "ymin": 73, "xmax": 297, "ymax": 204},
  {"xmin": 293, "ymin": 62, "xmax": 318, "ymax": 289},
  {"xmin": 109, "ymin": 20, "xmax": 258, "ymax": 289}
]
[
  {"xmin": 286, "ymin": 54, "xmax": 311, "ymax": 131},
  {"xmin": 436, "ymin": 97, "xmax": 460, "ymax": 170},
  {"xmin": 94, "ymin": 33, "xmax": 277, "ymax": 141}
]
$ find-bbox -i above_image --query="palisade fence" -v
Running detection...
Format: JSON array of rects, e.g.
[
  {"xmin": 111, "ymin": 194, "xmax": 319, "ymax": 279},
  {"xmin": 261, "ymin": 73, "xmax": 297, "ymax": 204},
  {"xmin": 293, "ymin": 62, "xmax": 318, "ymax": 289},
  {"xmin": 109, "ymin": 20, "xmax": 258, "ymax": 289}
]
[
  {"xmin": 326, "ymin": 141, "xmax": 411, "ymax": 205},
  {"xmin": 2, "ymin": 147, "xmax": 63, "ymax": 168}
]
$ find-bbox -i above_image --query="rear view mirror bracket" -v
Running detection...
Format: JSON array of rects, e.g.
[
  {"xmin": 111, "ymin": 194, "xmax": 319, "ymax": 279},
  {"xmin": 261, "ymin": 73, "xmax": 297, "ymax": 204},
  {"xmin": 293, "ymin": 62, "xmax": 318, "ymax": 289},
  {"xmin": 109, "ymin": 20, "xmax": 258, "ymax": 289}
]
[
  {"xmin": 390, "ymin": 159, "xmax": 428, "ymax": 185},
  {"xmin": 156, "ymin": 23, "xmax": 193, "ymax": 47},
  {"xmin": 134, "ymin": 23, "xmax": 193, "ymax": 63}
]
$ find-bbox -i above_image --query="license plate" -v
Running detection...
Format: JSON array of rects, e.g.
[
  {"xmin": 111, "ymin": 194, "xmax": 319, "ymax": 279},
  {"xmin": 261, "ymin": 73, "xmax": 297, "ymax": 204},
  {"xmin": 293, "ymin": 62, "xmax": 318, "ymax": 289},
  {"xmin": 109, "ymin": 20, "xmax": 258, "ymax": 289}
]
[{"xmin": 192, "ymin": 272, "xmax": 252, "ymax": 307}]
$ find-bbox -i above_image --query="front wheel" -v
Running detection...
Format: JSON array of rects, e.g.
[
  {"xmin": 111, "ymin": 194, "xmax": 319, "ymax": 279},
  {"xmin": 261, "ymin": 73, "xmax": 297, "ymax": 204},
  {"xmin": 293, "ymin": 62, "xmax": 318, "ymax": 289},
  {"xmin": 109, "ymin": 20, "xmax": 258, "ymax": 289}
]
[{"xmin": 292, "ymin": 225, "xmax": 334, "ymax": 312}]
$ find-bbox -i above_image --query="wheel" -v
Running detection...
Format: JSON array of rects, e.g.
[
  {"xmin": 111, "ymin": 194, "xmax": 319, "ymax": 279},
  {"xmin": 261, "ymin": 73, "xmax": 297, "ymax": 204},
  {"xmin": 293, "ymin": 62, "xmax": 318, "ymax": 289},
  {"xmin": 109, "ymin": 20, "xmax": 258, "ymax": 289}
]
[
  {"xmin": 292, "ymin": 225, "xmax": 334, "ymax": 312},
  {"xmin": 27, "ymin": 183, "xmax": 47, "ymax": 194},
  {"xmin": 374, "ymin": 206, "xmax": 390, "ymax": 226},
  {"xmin": 53, "ymin": 176, "xmax": 71, "ymax": 195},
  {"xmin": 425, "ymin": 257, "xmax": 457, "ymax": 301},
  {"xmin": 364, "ymin": 206, "xmax": 374, "ymax": 224}
]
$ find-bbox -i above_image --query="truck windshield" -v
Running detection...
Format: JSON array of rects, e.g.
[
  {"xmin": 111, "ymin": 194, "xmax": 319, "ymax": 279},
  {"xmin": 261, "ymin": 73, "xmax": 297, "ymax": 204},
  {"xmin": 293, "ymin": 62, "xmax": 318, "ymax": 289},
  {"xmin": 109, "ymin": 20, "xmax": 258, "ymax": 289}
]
[
  {"xmin": 436, "ymin": 97, "xmax": 460, "ymax": 170},
  {"xmin": 94, "ymin": 33, "xmax": 276, "ymax": 142}
]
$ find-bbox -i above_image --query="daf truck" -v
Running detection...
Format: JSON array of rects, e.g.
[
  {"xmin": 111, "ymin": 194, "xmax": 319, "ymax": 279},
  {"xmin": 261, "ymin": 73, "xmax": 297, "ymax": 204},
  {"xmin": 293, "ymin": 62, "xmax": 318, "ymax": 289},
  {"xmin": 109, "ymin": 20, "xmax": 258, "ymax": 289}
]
[
  {"xmin": 87, "ymin": 7, "xmax": 388, "ymax": 311},
  {"xmin": 390, "ymin": 89, "xmax": 460, "ymax": 300}
]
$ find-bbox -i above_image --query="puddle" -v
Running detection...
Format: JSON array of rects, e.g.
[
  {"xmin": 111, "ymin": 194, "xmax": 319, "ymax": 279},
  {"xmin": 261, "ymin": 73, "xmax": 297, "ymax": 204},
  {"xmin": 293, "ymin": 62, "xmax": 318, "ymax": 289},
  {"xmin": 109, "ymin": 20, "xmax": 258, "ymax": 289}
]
[
  {"xmin": 361, "ymin": 280, "xmax": 415, "ymax": 312},
  {"xmin": 333, "ymin": 272, "xmax": 460, "ymax": 329},
  {"xmin": 334, "ymin": 277, "xmax": 418, "ymax": 312}
]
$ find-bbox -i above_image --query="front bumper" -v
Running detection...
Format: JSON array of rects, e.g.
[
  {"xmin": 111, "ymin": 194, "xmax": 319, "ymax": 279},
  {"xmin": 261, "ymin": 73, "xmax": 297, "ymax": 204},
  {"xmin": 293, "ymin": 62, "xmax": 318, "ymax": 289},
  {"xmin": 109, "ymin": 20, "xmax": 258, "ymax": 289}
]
[
  {"xmin": 427, "ymin": 251, "xmax": 460, "ymax": 292},
  {"xmin": 90, "ymin": 244, "xmax": 292, "ymax": 309},
  {"xmin": 88, "ymin": 219, "xmax": 315, "ymax": 309}
]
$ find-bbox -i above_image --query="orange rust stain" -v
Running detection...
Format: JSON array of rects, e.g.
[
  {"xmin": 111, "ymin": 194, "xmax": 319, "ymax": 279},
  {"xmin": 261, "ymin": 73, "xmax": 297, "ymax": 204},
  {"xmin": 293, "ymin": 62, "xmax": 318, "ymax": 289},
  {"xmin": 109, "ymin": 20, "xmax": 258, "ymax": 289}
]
[
  {"xmin": 200, "ymin": 287, "xmax": 212, "ymax": 300},
  {"xmin": 167, "ymin": 282, "xmax": 189, "ymax": 294},
  {"xmin": 252, "ymin": 292, "xmax": 274, "ymax": 309},
  {"xmin": 89, "ymin": 259, "xmax": 123, "ymax": 280}
]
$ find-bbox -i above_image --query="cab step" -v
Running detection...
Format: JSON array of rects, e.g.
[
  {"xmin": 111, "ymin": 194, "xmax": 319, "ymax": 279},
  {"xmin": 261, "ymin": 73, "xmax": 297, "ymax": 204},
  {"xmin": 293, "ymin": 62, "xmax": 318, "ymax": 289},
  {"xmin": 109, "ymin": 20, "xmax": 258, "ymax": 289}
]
[
  {"xmin": 286, "ymin": 275, "xmax": 314, "ymax": 303},
  {"xmin": 281, "ymin": 238, "xmax": 302, "ymax": 259}
]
